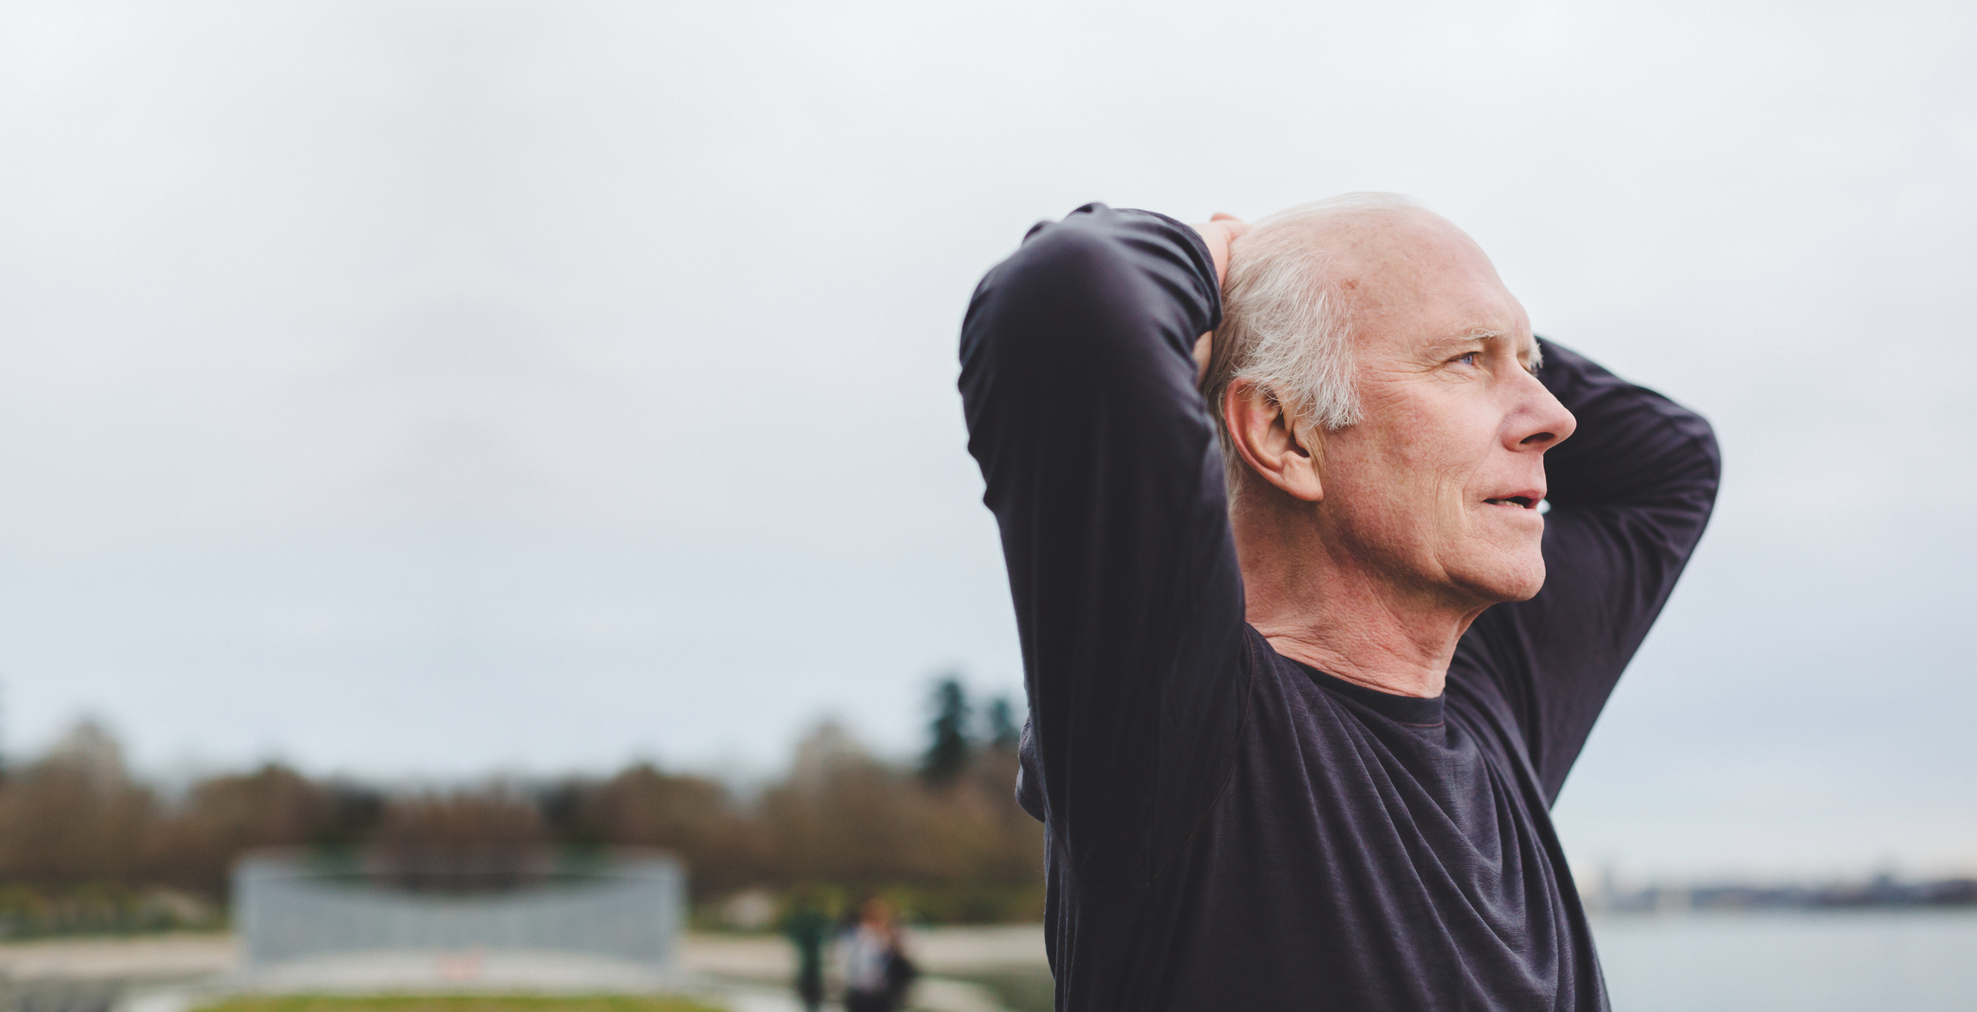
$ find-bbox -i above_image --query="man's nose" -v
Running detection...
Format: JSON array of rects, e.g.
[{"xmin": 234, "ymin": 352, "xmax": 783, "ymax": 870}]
[{"xmin": 1510, "ymin": 375, "xmax": 1577, "ymax": 450}]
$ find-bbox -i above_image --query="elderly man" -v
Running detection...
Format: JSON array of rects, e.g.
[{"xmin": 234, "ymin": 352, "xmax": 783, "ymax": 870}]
[{"xmin": 958, "ymin": 197, "xmax": 1718, "ymax": 1010}]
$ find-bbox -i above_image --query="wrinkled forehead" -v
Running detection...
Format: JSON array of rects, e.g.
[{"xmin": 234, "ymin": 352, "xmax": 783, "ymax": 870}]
[{"xmin": 1283, "ymin": 206, "xmax": 1533, "ymax": 355}]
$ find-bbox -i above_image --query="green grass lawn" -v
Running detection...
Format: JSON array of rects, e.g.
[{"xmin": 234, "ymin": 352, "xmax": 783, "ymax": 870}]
[
  {"xmin": 195, "ymin": 996, "xmax": 727, "ymax": 1012},
  {"xmin": 940, "ymin": 967, "xmax": 1056, "ymax": 1012}
]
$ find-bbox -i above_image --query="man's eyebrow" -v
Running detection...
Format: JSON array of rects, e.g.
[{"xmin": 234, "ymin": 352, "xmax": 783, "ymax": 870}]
[
  {"xmin": 1431, "ymin": 329, "xmax": 1543, "ymax": 369},
  {"xmin": 1426, "ymin": 329, "xmax": 1502, "ymax": 356}
]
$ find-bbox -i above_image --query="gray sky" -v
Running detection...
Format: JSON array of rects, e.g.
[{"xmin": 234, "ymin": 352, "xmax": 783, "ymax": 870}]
[{"xmin": 0, "ymin": 0, "xmax": 1971, "ymax": 879}]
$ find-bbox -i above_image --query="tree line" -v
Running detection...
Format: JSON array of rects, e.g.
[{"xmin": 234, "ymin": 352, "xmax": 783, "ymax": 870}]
[{"xmin": 0, "ymin": 677, "xmax": 1042, "ymax": 934}]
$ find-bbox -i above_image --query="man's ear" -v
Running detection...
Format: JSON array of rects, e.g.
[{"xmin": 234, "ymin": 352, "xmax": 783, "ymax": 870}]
[{"xmin": 1225, "ymin": 381, "xmax": 1323, "ymax": 502}]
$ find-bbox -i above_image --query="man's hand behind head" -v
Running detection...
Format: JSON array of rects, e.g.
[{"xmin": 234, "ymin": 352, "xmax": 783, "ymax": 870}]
[{"xmin": 1191, "ymin": 213, "xmax": 1249, "ymax": 384}]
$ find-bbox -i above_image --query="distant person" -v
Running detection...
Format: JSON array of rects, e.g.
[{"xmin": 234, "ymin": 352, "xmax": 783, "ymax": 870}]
[
  {"xmin": 840, "ymin": 897, "xmax": 917, "ymax": 1012},
  {"xmin": 958, "ymin": 197, "xmax": 1719, "ymax": 1009},
  {"xmin": 781, "ymin": 890, "xmax": 832, "ymax": 1012}
]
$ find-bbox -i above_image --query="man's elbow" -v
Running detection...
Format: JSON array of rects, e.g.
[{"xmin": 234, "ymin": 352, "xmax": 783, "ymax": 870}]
[
  {"xmin": 997, "ymin": 219, "xmax": 1140, "ymax": 319},
  {"xmin": 1674, "ymin": 408, "xmax": 1723, "ymax": 511},
  {"xmin": 963, "ymin": 220, "xmax": 1148, "ymax": 367}
]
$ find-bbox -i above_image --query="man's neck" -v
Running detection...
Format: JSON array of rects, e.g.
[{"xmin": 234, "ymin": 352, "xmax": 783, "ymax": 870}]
[{"xmin": 1235, "ymin": 511, "xmax": 1483, "ymax": 700}]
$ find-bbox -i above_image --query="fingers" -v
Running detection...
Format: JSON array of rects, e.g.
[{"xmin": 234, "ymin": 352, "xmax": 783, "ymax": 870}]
[
  {"xmin": 1193, "ymin": 214, "xmax": 1247, "ymax": 387},
  {"xmin": 1210, "ymin": 213, "xmax": 1252, "ymax": 241},
  {"xmin": 1191, "ymin": 214, "xmax": 1250, "ymax": 288}
]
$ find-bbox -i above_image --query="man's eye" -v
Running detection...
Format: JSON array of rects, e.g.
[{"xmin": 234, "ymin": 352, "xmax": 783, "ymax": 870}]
[{"xmin": 1454, "ymin": 352, "xmax": 1479, "ymax": 367}]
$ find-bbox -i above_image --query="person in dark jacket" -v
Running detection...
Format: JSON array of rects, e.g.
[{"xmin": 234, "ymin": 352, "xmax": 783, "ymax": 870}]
[
  {"xmin": 958, "ymin": 195, "xmax": 1719, "ymax": 1011},
  {"xmin": 840, "ymin": 897, "xmax": 915, "ymax": 1012},
  {"xmin": 780, "ymin": 890, "xmax": 832, "ymax": 1012}
]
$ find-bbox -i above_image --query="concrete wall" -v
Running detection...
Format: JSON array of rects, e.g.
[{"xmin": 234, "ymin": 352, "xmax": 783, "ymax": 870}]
[{"xmin": 233, "ymin": 852, "xmax": 685, "ymax": 968}]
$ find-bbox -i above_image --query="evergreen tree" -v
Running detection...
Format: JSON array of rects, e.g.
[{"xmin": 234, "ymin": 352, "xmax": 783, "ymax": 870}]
[
  {"xmin": 921, "ymin": 676, "xmax": 973, "ymax": 786},
  {"xmin": 984, "ymin": 696, "xmax": 1021, "ymax": 751}
]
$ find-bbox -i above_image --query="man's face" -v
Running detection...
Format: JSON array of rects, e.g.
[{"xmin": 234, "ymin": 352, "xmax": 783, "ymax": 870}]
[{"xmin": 1312, "ymin": 211, "xmax": 1576, "ymax": 608}]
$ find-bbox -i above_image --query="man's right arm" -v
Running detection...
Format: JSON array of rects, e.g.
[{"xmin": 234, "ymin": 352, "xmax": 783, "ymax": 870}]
[{"xmin": 959, "ymin": 204, "xmax": 1250, "ymax": 888}]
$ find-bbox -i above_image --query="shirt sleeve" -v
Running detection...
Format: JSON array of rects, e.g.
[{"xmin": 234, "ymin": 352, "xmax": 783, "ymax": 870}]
[
  {"xmin": 958, "ymin": 204, "xmax": 1251, "ymax": 888},
  {"xmin": 1454, "ymin": 339, "xmax": 1722, "ymax": 804}
]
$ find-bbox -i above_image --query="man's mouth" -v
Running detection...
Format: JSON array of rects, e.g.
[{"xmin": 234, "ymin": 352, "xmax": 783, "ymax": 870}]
[{"xmin": 1483, "ymin": 495, "xmax": 1540, "ymax": 509}]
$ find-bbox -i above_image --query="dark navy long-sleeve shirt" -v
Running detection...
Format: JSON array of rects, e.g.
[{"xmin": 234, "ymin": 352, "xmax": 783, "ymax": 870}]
[{"xmin": 958, "ymin": 205, "xmax": 1720, "ymax": 1011}]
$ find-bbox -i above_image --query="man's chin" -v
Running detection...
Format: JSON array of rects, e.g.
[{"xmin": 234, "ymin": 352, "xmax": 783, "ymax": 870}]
[
  {"xmin": 1501, "ymin": 571, "xmax": 1545, "ymax": 603},
  {"xmin": 1449, "ymin": 555, "xmax": 1546, "ymax": 605}
]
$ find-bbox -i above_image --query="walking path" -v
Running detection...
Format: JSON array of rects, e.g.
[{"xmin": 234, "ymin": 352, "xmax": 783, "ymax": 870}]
[
  {"xmin": 0, "ymin": 927, "xmax": 1048, "ymax": 1012},
  {"xmin": 0, "ymin": 934, "xmax": 237, "ymax": 981}
]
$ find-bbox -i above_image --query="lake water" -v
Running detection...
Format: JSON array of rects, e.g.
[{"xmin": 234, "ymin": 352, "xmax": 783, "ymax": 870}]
[
  {"xmin": 1594, "ymin": 909, "xmax": 1977, "ymax": 1011},
  {"xmin": 944, "ymin": 912, "xmax": 1977, "ymax": 1011}
]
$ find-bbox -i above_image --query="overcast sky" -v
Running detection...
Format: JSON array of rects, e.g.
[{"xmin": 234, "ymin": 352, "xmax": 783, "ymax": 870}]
[{"xmin": 0, "ymin": 0, "xmax": 1971, "ymax": 879}]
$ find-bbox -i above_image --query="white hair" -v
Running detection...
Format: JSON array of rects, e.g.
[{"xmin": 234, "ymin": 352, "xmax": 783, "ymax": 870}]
[{"xmin": 1204, "ymin": 192, "xmax": 1423, "ymax": 496}]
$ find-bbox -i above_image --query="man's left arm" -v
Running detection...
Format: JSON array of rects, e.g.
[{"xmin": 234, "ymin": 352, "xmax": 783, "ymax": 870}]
[{"xmin": 1456, "ymin": 339, "xmax": 1721, "ymax": 803}]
